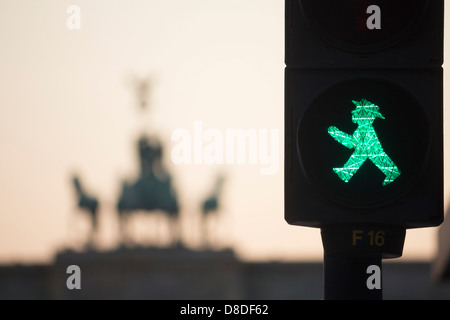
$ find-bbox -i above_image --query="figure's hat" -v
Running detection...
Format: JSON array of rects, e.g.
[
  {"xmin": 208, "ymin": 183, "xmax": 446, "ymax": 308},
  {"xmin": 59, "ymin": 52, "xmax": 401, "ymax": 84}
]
[{"xmin": 351, "ymin": 99, "xmax": 385, "ymax": 119}]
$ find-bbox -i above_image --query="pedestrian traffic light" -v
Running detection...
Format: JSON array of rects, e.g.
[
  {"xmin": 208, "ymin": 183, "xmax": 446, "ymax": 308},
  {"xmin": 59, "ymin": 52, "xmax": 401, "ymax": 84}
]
[{"xmin": 285, "ymin": 0, "xmax": 444, "ymax": 228}]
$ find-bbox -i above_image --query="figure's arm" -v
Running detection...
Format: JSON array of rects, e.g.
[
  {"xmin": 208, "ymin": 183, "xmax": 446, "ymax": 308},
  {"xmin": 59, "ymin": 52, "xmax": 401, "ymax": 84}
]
[{"xmin": 328, "ymin": 126, "xmax": 355, "ymax": 149}]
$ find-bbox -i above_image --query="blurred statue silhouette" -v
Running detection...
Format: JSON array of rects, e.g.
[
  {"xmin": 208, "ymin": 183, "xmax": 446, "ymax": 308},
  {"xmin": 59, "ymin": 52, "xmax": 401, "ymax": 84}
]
[
  {"xmin": 135, "ymin": 76, "xmax": 151, "ymax": 109},
  {"xmin": 201, "ymin": 174, "xmax": 225, "ymax": 246},
  {"xmin": 72, "ymin": 174, "xmax": 99, "ymax": 246},
  {"xmin": 124, "ymin": 73, "xmax": 157, "ymax": 111},
  {"xmin": 117, "ymin": 135, "xmax": 180, "ymax": 245}
]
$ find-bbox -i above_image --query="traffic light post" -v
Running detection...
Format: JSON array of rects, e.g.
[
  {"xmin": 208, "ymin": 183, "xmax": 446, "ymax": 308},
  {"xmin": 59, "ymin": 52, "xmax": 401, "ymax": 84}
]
[
  {"xmin": 321, "ymin": 224, "xmax": 406, "ymax": 299},
  {"xmin": 285, "ymin": 0, "xmax": 444, "ymax": 299}
]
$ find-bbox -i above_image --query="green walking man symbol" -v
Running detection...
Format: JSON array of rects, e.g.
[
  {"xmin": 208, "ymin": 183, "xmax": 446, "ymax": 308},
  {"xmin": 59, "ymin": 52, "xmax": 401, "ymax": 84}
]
[{"xmin": 328, "ymin": 99, "xmax": 401, "ymax": 186}]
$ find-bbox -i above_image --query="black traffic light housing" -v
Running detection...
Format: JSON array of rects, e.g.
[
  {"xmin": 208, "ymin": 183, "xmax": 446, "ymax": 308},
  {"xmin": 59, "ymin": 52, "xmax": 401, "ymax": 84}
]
[
  {"xmin": 285, "ymin": 0, "xmax": 444, "ymax": 228},
  {"xmin": 286, "ymin": 0, "xmax": 443, "ymax": 68}
]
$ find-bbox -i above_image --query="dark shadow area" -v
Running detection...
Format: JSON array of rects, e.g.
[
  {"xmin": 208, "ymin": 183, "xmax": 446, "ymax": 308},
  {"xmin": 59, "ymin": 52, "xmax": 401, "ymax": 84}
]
[{"xmin": 2, "ymin": 249, "xmax": 450, "ymax": 299}]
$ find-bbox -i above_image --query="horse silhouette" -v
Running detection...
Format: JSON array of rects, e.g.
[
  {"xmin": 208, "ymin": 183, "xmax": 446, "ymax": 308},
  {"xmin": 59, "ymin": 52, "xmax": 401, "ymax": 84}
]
[
  {"xmin": 200, "ymin": 174, "xmax": 225, "ymax": 246},
  {"xmin": 72, "ymin": 175, "xmax": 99, "ymax": 245}
]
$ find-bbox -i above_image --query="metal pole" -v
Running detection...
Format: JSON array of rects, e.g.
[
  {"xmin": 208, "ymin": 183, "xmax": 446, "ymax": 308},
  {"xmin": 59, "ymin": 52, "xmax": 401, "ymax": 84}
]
[
  {"xmin": 321, "ymin": 224, "xmax": 405, "ymax": 300},
  {"xmin": 323, "ymin": 255, "xmax": 382, "ymax": 300}
]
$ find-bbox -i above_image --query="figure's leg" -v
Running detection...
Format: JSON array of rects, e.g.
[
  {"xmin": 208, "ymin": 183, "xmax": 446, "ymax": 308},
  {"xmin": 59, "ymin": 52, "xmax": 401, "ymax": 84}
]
[
  {"xmin": 333, "ymin": 154, "xmax": 367, "ymax": 183},
  {"xmin": 370, "ymin": 152, "xmax": 401, "ymax": 185}
]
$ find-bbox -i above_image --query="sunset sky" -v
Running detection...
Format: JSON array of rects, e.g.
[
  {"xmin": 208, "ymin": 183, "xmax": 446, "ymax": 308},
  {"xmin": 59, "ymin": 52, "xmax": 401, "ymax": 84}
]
[{"xmin": 0, "ymin": 0, "xmax": 449, "ymax": 264}]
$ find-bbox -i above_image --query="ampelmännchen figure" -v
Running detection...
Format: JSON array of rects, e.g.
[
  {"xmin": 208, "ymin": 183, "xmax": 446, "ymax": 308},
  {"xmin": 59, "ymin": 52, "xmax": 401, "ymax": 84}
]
[{"xmin": 328, "ymin": 99, "xmax": 401, "ymax": 186}]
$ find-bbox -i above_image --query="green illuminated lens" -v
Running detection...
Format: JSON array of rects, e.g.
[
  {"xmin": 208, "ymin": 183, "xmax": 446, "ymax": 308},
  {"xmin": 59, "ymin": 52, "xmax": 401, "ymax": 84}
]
[{"xmin": 328, "ymin": 99, "xmax": 401, "ymax": 186}]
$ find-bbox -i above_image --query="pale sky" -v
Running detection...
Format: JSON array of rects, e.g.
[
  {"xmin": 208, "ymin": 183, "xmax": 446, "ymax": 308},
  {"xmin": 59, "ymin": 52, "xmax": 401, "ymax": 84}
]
[{"xmin": 0, "ymin": 0, "xmax": 448, "ymax": 264}]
